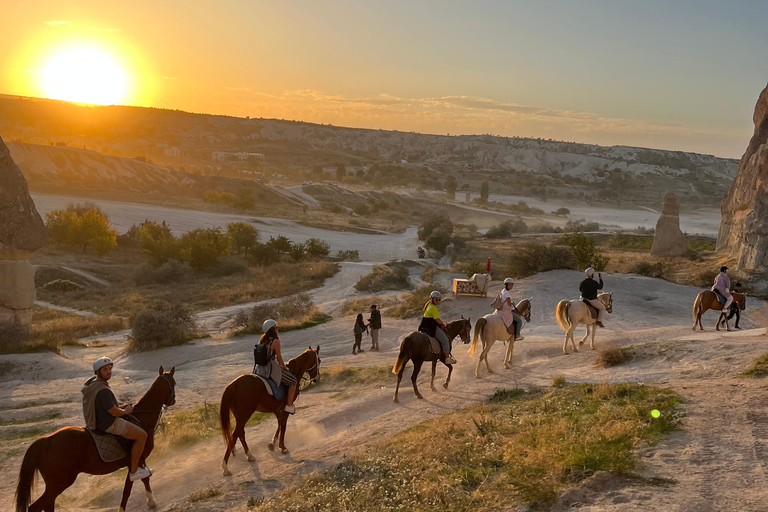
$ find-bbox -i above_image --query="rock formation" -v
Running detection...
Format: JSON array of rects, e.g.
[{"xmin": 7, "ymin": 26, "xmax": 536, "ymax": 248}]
[
  {"xmin": 717, "ymin": 83, "xmax": 768, "ymax": 270},
  {"xmin": 650, "ymin": 192, "xmax": 688, "ymax": 257},
  {"xmin": 0, "ymin": 135, "xmax": 46, "ymax": 327}
]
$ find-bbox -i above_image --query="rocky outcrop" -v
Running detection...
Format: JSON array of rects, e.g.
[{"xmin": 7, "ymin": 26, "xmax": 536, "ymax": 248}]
[
  {"xmin": 0, "ymin": 135, "xmax": 46, "ymax": 327},
  {"xmin": 650, "ymin": 192, "xmax": 688, "ymax": 257},
  {"xmin": 717, "ymin": 84, "xmax": 768, "ymax": 269}
]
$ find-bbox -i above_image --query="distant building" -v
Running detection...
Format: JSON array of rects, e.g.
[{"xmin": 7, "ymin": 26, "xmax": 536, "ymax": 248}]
[{"xmin": 164, "ymin": 147, "xmax": 181, "ymax": 157}]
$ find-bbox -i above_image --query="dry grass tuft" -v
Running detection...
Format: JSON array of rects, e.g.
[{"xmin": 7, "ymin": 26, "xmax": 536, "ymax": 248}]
[
  {"xmin": 321, "ymin": 364, "xmax": 394, "ymax": 386},
  {"xmin": 551, "ymin": 374, "xmax": 567, "ymax": 388},
  {"xmin": 354, "ymin": 264, "xmax": 412, "ymax": 292},
  {"xmin": 594, "ymin": 343, "xmax": 633, "ymax": 368},
  {"xmin": 740, "ymin": 353, "xmax": 768, "ymax": 378},
  {"xmin": 233, "ymin": 293, "xmax": 332, "ymax": 335},
  {"xmin": 339, "ymin": 296, "xmax": 396, "ymax": 316},
  {"xmin": 248, "ymin": 384, "xmax": 682, "ymax": 511}
]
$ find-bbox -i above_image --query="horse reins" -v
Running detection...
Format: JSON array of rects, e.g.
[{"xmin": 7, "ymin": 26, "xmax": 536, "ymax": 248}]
[
  {"xmin": 131, "ymin": 374, "xmax": 176, "ymax": 433},
  {"xmin": 298, "ymin": 351, "xmax": 321, "ymax": 390}
]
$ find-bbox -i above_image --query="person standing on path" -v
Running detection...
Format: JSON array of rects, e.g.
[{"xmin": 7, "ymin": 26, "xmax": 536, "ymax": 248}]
[
  {"xmin": 353, "ymin": 314, "xmax": 368, "ymax": 354},
  {"xmin": 368, "ymin": 304, "xmax": 382, "ymax": 351}
]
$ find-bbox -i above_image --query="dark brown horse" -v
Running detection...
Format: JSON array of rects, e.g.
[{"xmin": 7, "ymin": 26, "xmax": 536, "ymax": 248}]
[
  {"xmin": 392, "ymin": 318, "xmax": 471, "ymax": 403},
  {"xmin": 692, "ymin": 291, "xmax": 746, "ymax": 331},
  {"xmin": 15, "ymin": 367, "xmax": 176, "ymax": 512},
  {"xmin": 219, "ymin": 346, "xmax": 321, "ymax": 476}
]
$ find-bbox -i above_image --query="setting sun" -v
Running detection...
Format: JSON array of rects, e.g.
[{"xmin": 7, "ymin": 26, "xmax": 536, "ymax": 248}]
[{"xmin": 40, "ymin": 46, "xmax": 127, "ymax": 105}]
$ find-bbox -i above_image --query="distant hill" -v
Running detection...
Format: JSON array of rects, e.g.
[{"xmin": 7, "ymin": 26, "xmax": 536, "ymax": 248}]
[{"xmin": 0, "ymin": 95, "xmax": 738, "ymax": 206}]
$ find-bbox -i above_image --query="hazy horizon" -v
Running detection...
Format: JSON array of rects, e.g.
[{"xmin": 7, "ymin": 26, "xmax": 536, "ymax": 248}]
[{"xmin": 3, "ymin": 1, "xmax": 767, "ymax": 158}]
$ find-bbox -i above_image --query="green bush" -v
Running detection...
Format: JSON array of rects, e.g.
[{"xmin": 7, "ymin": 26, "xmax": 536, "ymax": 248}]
[
  {"xmin": 128, "ymin": 301, "xmax": 197, "ymax": 352},
  {"xmin": 247, "ymin": 243, "xmax": 281, "ymax": 266},
  {"xmin": 41, "ymin": 279, "xmax": 85, "ymax": 292},
  {"xmin": 486, "ymin": 219, "xmax": 528, "ymax": 238},
  {"xmin": 134, "ymin": 260, "xmax": 194, "ymax": 285},
  {"xmin": 266, "ymin": 235, "xmax": 293, "ymax": 253},
  {"xmin": 138, "ymin": 221, "xmax": 179, "ymax": 266},
  {"xmin": 227, "ymin": 222, "xmax": 258, "ymax": 257},
  {"xmin": 44, "ymin": 204, "xmax": 117, "ymax": 255},
  {"xmin": 508, "ymin": 242, "xmax": 574, "ymax": 278},
  {"xmin": 629, "ymin": 261, "xmax": 667, "ymax": 279},
  {"xmin": 418, "ymin": 214, "xmax": 453, "ymax": 241},
  {"xmin": 336, "ymin": 250, "xmax": 360, "ymax": 261},
  {"xmin": 465, "ymin": 261, "xmax": 485, "ymax": 278},
  {"xmin": 305, "ymin": 238, "xmax": 331, "ymax": 258},
  {"xmin": 561, "ymin": 232, "xmax": 609, "ymax": 271},
  {"xmin": 355, "ymin": 265, "xmax": 411, "ymax": 292},
  {"xmin": 611, "ymin": 235, "xmax": 653, "ymax": 251},
  {"xmin": 179, "ymin": 228, "xmax": 231, "ymax": 271},
  {"xmin": 425, "ymin": 231, "xmax": 453, "ymax": 255}
]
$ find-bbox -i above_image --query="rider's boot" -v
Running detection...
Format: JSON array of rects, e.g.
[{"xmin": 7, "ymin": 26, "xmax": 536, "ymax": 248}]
[
  {"xmin": 129, "ymin": 466, "xmax": 153, "ymax": 481},
  {"xmin": 284, "ymin": 404, "xmax": 296, "ymax": 414},
  {"xmin": 444, "ymin": 353, "xmax": 457, "ymax": 365},
  {"xmin": 596, "ymin": 321, "xmax": 605, "ymax": 328}
]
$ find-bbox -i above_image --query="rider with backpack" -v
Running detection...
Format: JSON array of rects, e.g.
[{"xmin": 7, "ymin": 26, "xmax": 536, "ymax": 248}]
[{"xmin": 253, "ymin": 320, "xmax": 298, "ymax": 414}]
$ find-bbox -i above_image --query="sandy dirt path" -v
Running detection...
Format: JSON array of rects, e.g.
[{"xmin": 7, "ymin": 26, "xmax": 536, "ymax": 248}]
[{"xmin": 2, "ymin": 270, "xmax": 767, "ymax": 512}]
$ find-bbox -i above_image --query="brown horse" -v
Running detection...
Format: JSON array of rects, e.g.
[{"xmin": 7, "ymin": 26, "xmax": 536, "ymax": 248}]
[
  {"xmin": 219, "ymin": 346, "xmax": 321, "ymax": 476},
  {"xmin": 391, "ymin": 318, "xmax": 472, "ymax": 403},
  {"xmin": 692, "ymin": 291, "xmax": 746, "ymax": 331},
  {"xmin": 15, "ymin": 367, "xmax": 176, "ymax": 512}
]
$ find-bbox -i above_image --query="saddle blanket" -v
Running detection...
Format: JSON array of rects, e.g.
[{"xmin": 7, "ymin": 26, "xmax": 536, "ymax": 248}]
[
  {"xmin": 428, "ymin": 336, "xmax": 441, "ymax": 355},
  {"xmin": 254, "ymin": 374, "xmax": 287, "ymax": 401},
  {"xmin": 713, "ymin": 289, "xmax": 727, "ymax": 305},
  {"xmin": 86, "ymin": 428, "xmax": 131, "ymax": 463},
  {"xmin": 580, "ymin": 298, "xmax": 599, "ymax": 319}
]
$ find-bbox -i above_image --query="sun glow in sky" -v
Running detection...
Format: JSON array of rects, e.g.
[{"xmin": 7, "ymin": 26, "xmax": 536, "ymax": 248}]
[
  {"xmin": 1, "ymin": 1, "xmax": 768, "ymax": 157},
  {"xmin": 40, "ymin": 46, "xmax": 127, "ymax": 104}
]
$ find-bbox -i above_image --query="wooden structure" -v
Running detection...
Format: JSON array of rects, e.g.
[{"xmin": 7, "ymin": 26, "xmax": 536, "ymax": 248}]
[{"xmin": 452, "ymin": 273, "xmax": 490, "ymax": 297}]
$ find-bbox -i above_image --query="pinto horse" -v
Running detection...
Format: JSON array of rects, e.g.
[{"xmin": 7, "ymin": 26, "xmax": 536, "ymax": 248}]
[
  {"xmin": 468, "ymin": 298, "xmax": 532, "ymax": 378},
  {"xmin": 692, "ymin": 291, "xmax": 746, "ymax": 331},
  {"xmin": 219, "ymin": 346, "xmax": 321, "ymax": 476},
  {"xmin": 391, "ymin": 318, "xmax": 471, "ymax": 403},
  {"xmin": 15, "ymin": 366, "xmax": 176, "ymax": 512}
]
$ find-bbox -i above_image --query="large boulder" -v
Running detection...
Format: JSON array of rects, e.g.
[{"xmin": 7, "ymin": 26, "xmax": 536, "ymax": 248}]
[
  {"xmin": 0, "ymin": 135, "xmax": 46, "ymax": 326},
  {"xmin": 717, "ymin": 83, "xmax": 768, "ymax": 269},
  {"xmin": 650, "ymin": 192, "xmax": 688, "ymax": 257}
]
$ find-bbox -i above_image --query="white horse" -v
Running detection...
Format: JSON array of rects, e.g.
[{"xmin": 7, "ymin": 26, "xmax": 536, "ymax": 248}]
[
  {"xmin": 555, "ymin": 292, "xmax": 613, "ymax": 354},
  {"xmin": 468, "ymin": 298, "xmax": 532, "ymax": 378}
]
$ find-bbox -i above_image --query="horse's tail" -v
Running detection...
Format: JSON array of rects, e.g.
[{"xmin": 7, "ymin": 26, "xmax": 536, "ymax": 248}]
[
  {"xmin": 556, "ymin": 300, "xmax": 571, "ymax": 332},
  {"xmin": 219, "ymin": 379, "xmax": 236, "ymax": 448},
  {"xmin": 392, "ymin": 336, "xmax": 410, "ymax": 374},
  {"xmin": 469, "ymin": 317, "xmax": 486, "ymax": 356},
  {"xmin": 16, "ymin": 436, "xmax": 47, "ymax": 512},
  {"xmin": 692, "ymin": 292, "xmax": 703, "ymax": 322}
]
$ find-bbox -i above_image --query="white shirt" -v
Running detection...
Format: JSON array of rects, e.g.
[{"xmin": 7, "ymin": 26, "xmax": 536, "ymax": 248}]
[{"xmin": 500, "ymin": 288, "xmax": 513, "ymax": 307}]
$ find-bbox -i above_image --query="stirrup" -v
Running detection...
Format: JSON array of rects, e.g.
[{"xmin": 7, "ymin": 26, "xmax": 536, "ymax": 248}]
[
  {"xmin": 595, "ymin": 321, "xmax": 605, "ymax": 328},
  {"xmin": 445, "ymin": 355, "xmax": 457, "ymax": 365},
  {"xmin": 284, "ymin": 404, "xmax": 296, "ymax": 414}
]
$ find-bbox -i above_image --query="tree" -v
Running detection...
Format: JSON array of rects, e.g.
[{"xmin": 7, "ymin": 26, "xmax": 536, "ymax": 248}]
[
  {"xmin": 305, "ymin": 238, "xmax": 330, "ymax": 258},
  {"xmin": 227, "ymin": 222, "xmax": 258, "ymax": 257},
  {"xmin": 561, "ymin": 232, "xmax": 610, "ymax": 271},
  {"xmin": 336, "ymin": 163, "xmax": 347, "ymax": 181},
  {"xmin": 179, "ymin": 228, "xmax": 231, "ymax": 271},
  {"xmin": 552, "ymin": 207, "xmax": 571, "ymax": 217},
  {"xmin": 480, "ymin": 179, "xmax": 489, "ymax": 202},
  {"xmin": 266, "ymin": 235, "xmax": 293, "ymax": 254},
  {"xmin": 446, "ymin": 176, "xmax": 457, "ymax": 200},
  {"xmin": 418, "ymin": 214, "xmax": 453, "ymax": 241},
  {"xmin": 138, "ymin": 221, "xmax": 179, "ymax": 266},
  {"xmin": 45, "ymin": 210, "xmax": 77, "ymax": 244},
  {"xmin": 373, "ymin": 170, "xmax": 383, "ymax": 190},
  {"xmin": 44, "ymin": 205, "xmax": 116, "ymax": 255}
]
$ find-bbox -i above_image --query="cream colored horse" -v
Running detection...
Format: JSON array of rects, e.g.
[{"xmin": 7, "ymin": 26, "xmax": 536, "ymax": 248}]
[
  {"xmin": 468, "ymin": 298, "xmax": 532, "ymax": 378},
  {"xmin": 555, "ymin": 292, "xmax": 613, "ymax": 354}
]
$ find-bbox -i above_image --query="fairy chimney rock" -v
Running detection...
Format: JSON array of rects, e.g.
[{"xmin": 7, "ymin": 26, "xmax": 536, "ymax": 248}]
[
  {"xmin": 650, "ymin": 192, "xmax": 688, "ymax": 257},
  {"xmin": 0, "ymin": 135, "xmax": 47, "ymax": 326},
  {"xmin": 717, "ymin": 83, "xmax": 768, "ymax": 270}
]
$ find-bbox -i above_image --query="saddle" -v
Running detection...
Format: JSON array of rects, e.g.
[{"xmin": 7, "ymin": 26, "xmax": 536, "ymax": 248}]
[
  {"xmin": 253, "ymin": 374, "xmax": 287, "ymax": 401},
  {"xmin": 581, "ymin": 298, "xmax": 599, "ymax": 320},
  {"xmin": 418, "ymin": 330, "xmax": 443, "ymax": 355},
  {"xmin": 712, "ymin": 289, "xmax": 727, "ymax": 306},
  {"xmin": 86, "ymin": 428, "xmax": 132, "ymax": 463}
]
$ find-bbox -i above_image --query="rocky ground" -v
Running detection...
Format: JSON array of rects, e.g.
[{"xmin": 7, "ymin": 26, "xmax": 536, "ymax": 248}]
[{"xmin": 1, "ymin": 267, "xmax": 767, "ymax": 511}]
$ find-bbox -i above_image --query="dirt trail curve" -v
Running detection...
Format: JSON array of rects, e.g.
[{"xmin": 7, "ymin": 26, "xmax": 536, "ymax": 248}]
[{"xmin": 2, "ymin": 271, "xmax": 768, "ymax": 512}]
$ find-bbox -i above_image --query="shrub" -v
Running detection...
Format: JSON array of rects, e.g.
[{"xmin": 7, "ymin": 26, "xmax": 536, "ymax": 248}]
[
  {"xmin": 465, "ymin": 261, "xmax": 485, "ymax": 278},
  {"xmin": 336, "ymin": 249, "xmax": 360, "ymax": 261},
  {"xmin": 693, "ymin": 269, "xmax": 719, "ymax": 288},
  {"xmin": 565, "ymin": 220, "xmax": 600, "ymax": 232},
  {"xmin": 41, "ymin": 279, "xmax": 85, "ymax": 292},
  {"xmin": 561, "ymin": 232, "xmax": 610, "ymax": 271},
  {"xmin": 388, "ymin": 285, "xmax": 445, "ymax": 319},
  {"xmin": 305, "ymin": 238, "xmax": 331, "ymax": 258},
  {"xmin": 116, "ymin": 224, "xmax": 140, "ymax": 248},
  {"xmin": 630, "ymin": 261, "xmax": 667, "ymax": 279},
  {"xmin": 134, "ymin": 259, "xmax": 194, "ymax": 285},
  {"xmin": 418, "ymin": 214, "xmax": 453, "ymax": 241},
  {"xmin": 44, "ymin": 204, "xmax": 117, "ymax": 255},
  {"xmin": 330, "ymin": 203, "xmax": 342, "ymax": 214},
  {"xmin": 289, "ymin": 242, "xmax": 306, "ymax": 261},
  {"xmin": 233, "ymin": 293, "xmax": 328, "ymax": 334},
  {"xmin": 355, "ymin": 265, "xmax": 411, "ymax": 292},
  {"xmin": 128, "ymin": 301, "xmax": 198, "ymax": 352},
  {"xmin": 425, "ymin": 231, "xmax": 453, "ymax": 255},
  {"xmin": 594, "ymin": 343, "xmax": 633, "ymax": 368},
  {"xmin": 210, "ymin": 257, "xmax": 248, "ymax": 277},
  {"xmin": 266, "ymin": 235, "xmax": 293, "ymax": 254},
  {"xmin": 508, "ymin": 242, "xmax": 574, "ymax": 278},
  {"xmin": 179, "ymin": 228, "xmax": 231, "ymax": 271},
  {"xmin": 248, "ymin": 243, "xmax": 281, "ymax": 266},
  {"xmin": 353, "ymin": 203, "xmax": 371, "ymax": 216},
  {"xmin": 486, "ymin": 219, "xmax": 528, "ymax": 238},
  {"xmin": 686, "ymin": 237, "xmax": 716, "ymax": 252},
  {"xmin": 227, "ymin": 222, "xmax": 258, "ymax": 257},
  {"xmin": 552, "ymin": 207, "xmax": 570, "ymax": 216},
  {"xmin": 138, "ymin": 221, "xmax": 179, "ymax": 266},
  {"xmin": 611, "ymin": 235, "xmax": 653, "ymax": 251}
]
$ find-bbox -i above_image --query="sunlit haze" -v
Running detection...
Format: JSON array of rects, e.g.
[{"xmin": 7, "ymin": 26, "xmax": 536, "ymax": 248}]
[{"xmin": 2, "ymin": 0, "xmax": 767, "ymax": 157}]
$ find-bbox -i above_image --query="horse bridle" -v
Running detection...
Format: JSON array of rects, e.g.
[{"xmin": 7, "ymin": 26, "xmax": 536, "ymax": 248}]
[{"xmin": 299, "ymin": 351, "xmax": 321, "ymax": 389}]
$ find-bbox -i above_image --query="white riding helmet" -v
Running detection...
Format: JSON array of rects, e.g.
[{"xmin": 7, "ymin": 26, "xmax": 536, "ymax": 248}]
[
  {"xmin": 93, "ymin": 356, "xmax": 113, "ymax": 374},
  {"xmin": 585, "ymin": 267, "xmax": 595, "ymax": 276},
  {"xmin": 262, "ymin": 319, "xmax": 277, "ymax": 333},
  {"xmin": 504, "ymin": 277, "xmax": 514, "ymax": 285},
  {"xmin": 430, "ymin": 290, "xmax": 442, "ymax": 299}
]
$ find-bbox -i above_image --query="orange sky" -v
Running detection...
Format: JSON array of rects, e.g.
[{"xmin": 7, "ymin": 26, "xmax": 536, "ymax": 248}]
[{"xmin": 2, "ymin": 1, "xmax": 766, "ymax": 158}]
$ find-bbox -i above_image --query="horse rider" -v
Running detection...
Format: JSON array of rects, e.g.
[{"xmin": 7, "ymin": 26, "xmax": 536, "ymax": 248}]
[
  {"xmin": 255, "ymin": 319, "xmax": 298, "ymax": 414},
  {"xmin": 711, "ymin": 265, "xmax": 733, "ymax": 311},
  {"xmin": 579, "ymin": 268, "xmax": 606, "ymax": 328},
  {"xmin": 81, "ymin": 357, "xmax": 153, "ymax": 481},
  {"xmin": 497, "ymin": 277, "xmax": 525, "ymax": 341},
  {"xmin": 419, "ymin": 290, "xmax": 457, "ymax": 364}
]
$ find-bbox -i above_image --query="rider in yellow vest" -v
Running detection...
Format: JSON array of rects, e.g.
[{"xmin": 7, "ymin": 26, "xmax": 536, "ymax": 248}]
[{"xmin": 419, "ymin": 291, "xmax": 457, "ymax": 364}]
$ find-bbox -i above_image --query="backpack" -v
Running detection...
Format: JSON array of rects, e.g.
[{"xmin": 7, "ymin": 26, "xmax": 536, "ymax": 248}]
[
  {"xmin": 490, "ymin": 292, "xmax": 503, "ymax": 310},
  {"xmin": 253, "ymin": 343, "xmax": 271, "ymax": 367},
  {"xmin": 353, "ymin": 323, "xmax": 363, "ymax": 335}
]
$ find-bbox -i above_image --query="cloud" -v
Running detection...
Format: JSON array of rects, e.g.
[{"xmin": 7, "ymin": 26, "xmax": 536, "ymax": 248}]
[{"xmin": 44, "ymin": 20, "xmax": 70, "ymax": 27}]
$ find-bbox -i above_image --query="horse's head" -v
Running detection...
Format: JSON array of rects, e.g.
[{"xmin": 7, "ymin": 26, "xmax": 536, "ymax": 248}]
[
  {"xmin": 599, "ymin": 292, "xmax": 613, "ymax": 314},
  {"xmin": 735, "ymin": 292, "xmax": 747, "ymax": 310},
  {"xmin": 457, "ymin": 316, "xmax": 472, "ymax": 344},
  {"xmin": 156, "ymin": 366, "xmax": 176, "ymax": 407},
  {"xmin": 304, "ymin": 345, "xmax": 322, "ymax": 383},
  {"xmin": 517, "ymin": 297, "xmax": 533, "ymax": 322}
]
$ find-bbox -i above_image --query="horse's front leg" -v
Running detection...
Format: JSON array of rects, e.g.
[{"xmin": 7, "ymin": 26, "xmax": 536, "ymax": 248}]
[
  {"xmin": 119, "ymin": 471, "xmax": 134, "ymax": 512},
  {"xmin": 430, "ymin": 360, "xmax": 437, "ymax": 392},
  {"xmin": 411, "ymin": 360, "xmax": 424, "ymax": 399},
  {"xmin": 504, "ymin": 339, "xmax": 514, "ymax": 369},
  {"xmin": 143, "ymin": 477, "xmax": 157, "ymax": 509},
  {"xmin": 444, "ymin": 363, "xmax": 453, "ymax": 389}
]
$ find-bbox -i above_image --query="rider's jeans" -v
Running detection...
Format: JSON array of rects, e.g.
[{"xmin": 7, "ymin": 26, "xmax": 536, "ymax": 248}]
[{"xmin": 435, "ymin": 327, "xmax": 450, "ymax": 353}]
